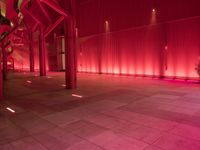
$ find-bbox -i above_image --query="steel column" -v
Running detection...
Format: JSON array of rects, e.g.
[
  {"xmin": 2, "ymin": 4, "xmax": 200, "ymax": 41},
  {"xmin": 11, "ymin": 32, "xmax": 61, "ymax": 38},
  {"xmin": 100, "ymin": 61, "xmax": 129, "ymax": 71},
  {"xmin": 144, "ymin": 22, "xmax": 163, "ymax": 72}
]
[
  {"xmin": 64, "ymin": 19, "xmax": 76, "ymax": 89},
  {"xmin": 0, "ymin": 43, "xmax": 3, "ymax": 99},
  {"xmin": 29, "ymin": 32, "xmax": 34, "ymax": 72},
  {"xmin": 39, "ymin": 27, "xmax": 46, "ymax": 76},
  {"xmin": 2, "ymin": 42, "xmax": 7, "ymax": 80}
]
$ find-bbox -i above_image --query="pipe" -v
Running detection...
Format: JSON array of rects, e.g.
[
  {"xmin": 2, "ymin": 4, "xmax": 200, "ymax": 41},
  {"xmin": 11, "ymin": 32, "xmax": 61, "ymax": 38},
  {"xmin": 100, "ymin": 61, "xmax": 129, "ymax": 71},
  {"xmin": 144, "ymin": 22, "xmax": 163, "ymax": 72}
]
[
  {"xmin": 2, "ymin": 41, "xmax": 7, "ymax": 80},
  {"xmin": 0, "ymin": 43, "xmax": 2, "ymax": 99},
  {"xmin": 29, "ymin": 32, "xmax": 34, "ymax": 72},
  {"xmin": 70, "ymin": 0, "xmax": 77, "ymax": 83},
  {"xmin": 39, "ymin": 27, "xmax": 46, "ymax": 76},
  {"xmin": 44, "ymin": 16, "xmax": 64, "ymax": 38},
  {"xmin": 23, "ymin": 15, "xmax": 35, "ymax": 72},
  {"xmin": 64, "ymin": 19, "xmax": 77, "ymax": 89}
]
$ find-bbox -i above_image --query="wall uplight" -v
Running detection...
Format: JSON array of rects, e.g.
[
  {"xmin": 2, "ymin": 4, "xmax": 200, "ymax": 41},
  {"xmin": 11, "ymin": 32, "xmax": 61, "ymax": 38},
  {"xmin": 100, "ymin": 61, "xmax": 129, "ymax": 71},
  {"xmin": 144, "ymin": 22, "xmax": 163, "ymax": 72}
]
[
  {"xmin": 151, "ymin": 8, "xmax": 157, "ymax": 24},
  {"xmin": 152, "ymin": 8, "xmax": 156, "ymax": 13},
  {"xmin": 105, "ymin": 20, "xmax": 110, "ymax": 32}
]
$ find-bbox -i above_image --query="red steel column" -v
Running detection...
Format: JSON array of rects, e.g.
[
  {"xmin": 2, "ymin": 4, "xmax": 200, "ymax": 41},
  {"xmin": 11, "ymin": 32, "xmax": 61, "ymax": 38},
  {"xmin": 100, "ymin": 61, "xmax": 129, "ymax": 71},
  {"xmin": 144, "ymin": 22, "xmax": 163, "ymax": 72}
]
[
  {"xmin": 39, "ymin": 27, "xmax": 46, "ymax": 76},
  {"xmin": 29, "ymin": 32, "xmax": 34, "ymax": 72},
  {"xmin": 64, "ymin": 19, "xmax": 76, "ymax": 89},
  {"xmin": 2, "ymin": 42, "xmax": 7, "ymax": 80},
  {"xmin": 0, "ymin": 43, "xmax": 3, "ymax": 99}
]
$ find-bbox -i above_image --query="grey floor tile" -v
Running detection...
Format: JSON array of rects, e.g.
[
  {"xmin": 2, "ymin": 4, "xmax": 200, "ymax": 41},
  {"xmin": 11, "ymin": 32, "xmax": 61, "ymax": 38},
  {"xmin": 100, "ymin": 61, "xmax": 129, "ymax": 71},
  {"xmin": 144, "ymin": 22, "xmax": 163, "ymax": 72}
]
[
  {"xmin": 10, "ymin": 137, "xmax": 47, "ymax": 150},
  {"xmin": 2, "ymin": 72, "xmax": 200, "ymax": 150},
  {"xmin": 62, "ymin": 120, "xmax": 108, "ymax": 140},
  {"xmin": 65, "ymin": 141, "xmax": 104, "ymax": 150},
  {"xmin": 153, "ymin": 134, "xmax": 200, "ymax": 150},
  {"xmin": 32, "ymin": 128, "xmax": 83, "ymax": 150},
  {"xmin": 171, "ymin": 124, "xmax": 200, "ymax": 141},
  {"xmin": 116, "ymin": 124, "xmax": 164, "ymax": 144},
  {"xmin": 89, "ymin": 131, "xmax": 148, "ymax": 150},
  {"xmin": 43, "ymin": 111, "xmax": 80, "ymax": 127}
]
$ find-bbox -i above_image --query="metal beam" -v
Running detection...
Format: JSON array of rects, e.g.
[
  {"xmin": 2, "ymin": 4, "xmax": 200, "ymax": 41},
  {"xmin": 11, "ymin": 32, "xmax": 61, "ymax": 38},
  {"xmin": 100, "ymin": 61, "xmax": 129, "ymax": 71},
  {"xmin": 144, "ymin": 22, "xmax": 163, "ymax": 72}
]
[
  {"xmin": 40, "ymin": 0, "xmax": 72, "ymax": 19},
  {"xmin": 24, "ymin": 9, "xmax": 46, "ymax": 76},
  {"xmin": 44, "ymin": 16, "xmax": 64, "ymax": 38}
]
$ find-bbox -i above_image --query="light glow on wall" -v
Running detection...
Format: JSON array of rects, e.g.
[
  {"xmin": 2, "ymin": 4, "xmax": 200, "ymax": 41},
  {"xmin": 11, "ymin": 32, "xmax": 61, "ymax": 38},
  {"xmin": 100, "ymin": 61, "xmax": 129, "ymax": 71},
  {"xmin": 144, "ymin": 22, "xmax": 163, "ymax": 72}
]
[
  {"xmin": 105, "ymin": 21, "xmax": 110, "ymax": 32},
  {"xmin": 77, "ymin": 17, "xmax": 200, "ymax": 79},
  {"xmin": 151, "ymin": 8, "xmax": 157, "ymax": 24}
]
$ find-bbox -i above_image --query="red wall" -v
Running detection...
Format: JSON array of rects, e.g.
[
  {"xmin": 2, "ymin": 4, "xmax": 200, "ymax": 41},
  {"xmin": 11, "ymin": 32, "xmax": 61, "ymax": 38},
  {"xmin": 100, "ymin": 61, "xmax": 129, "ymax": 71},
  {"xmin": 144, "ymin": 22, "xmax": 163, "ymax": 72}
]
[{"xmin": 77, "ymin": 0, "xmax": 200, "ymax": 79}]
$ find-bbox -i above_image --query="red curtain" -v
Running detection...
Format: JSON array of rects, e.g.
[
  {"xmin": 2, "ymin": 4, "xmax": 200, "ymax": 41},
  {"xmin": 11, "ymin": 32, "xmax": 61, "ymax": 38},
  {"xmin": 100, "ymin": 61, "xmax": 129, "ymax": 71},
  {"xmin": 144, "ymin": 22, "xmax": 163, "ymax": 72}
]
[
  {"xmin": 78, "ymin": 25, "xmax": 166, "ymax": 76},
  {"xmin": 166, "ymin": 18, "xmax": 200, "ymax": 78},
  {"xmin": 77, "ymin": 0, "xmax": 200, "ymax": 79}
]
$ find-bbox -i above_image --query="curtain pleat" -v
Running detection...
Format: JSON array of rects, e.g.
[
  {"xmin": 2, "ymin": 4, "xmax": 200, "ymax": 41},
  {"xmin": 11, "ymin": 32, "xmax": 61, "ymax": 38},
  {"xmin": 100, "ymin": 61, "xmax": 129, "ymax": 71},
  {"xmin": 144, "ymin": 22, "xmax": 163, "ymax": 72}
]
[{"xmin": 77, "ymin": 0, "xmax": 200, "ymax": 79}]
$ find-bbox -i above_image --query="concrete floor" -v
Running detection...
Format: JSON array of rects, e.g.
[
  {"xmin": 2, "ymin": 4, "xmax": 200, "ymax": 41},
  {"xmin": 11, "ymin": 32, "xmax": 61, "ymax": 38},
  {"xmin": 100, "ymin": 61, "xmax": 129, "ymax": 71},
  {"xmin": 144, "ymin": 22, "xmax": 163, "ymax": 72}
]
[{"xmin": 1, "ymin": 72, "xmax": 200, "ymax": 150}]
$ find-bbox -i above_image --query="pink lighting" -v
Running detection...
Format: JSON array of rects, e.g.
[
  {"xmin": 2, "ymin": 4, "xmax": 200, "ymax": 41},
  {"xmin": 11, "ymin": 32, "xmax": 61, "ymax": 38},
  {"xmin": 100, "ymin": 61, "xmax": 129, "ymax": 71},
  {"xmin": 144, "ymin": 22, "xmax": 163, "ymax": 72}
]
[
  {"xmin": 151, "ymin": 8, "xmax": 157, "ymax": 24},
  {"xmin": 72, "ymin": 94, "xmax": 83, "ymax": 98},
  {"xmin": 7, "ymin": 62, "xmax": 12, "ymax": 65},
  {"xmin": 105, "ymin": 20, "xmax": 110, "ymax": 32},
  {"xmin": 152, "ymin": 8, "xmax": 156, "ymax": 13},
  {"xmin": 0, "ymin": 1, "xmax": 200, "ymax": 148},
  {"xmin": 6, "ymin": 107, "xmax": 16, "ymax": 113}
]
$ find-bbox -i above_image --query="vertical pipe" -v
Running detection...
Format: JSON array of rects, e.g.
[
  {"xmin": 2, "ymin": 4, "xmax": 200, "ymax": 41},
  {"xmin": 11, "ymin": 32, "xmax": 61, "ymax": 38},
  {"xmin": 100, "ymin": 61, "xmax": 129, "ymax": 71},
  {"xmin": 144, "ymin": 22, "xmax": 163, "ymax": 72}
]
[
  {"xmin": 2, "ymin": 42, "xmax": 7, "ymax": 80},
  {"xmin": 29, "ymin": 32, "xmax": 34, "ymax": 72},
  {"xmin": 39, "ymin": 27, "xmax": 46, "ymax": 76},
  {"xmin": 64, "ymin": 19, "xmax": 76, "ymax": 89},
  {"xmin": 71, "ymin": 0, "xmax": 77, "ymax": 83},
  {"xmin": 0, "ymin": 43, "xmax": 3, "ymax": 99}
]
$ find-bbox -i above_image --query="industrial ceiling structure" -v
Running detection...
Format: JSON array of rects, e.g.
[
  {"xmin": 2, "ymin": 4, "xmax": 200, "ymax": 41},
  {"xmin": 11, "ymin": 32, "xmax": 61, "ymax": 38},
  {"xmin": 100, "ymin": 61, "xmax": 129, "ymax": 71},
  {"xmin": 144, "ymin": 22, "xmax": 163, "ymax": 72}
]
[{"xmin": 0, "ymin": 0, "xmax": 77, "ymax": 98}]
